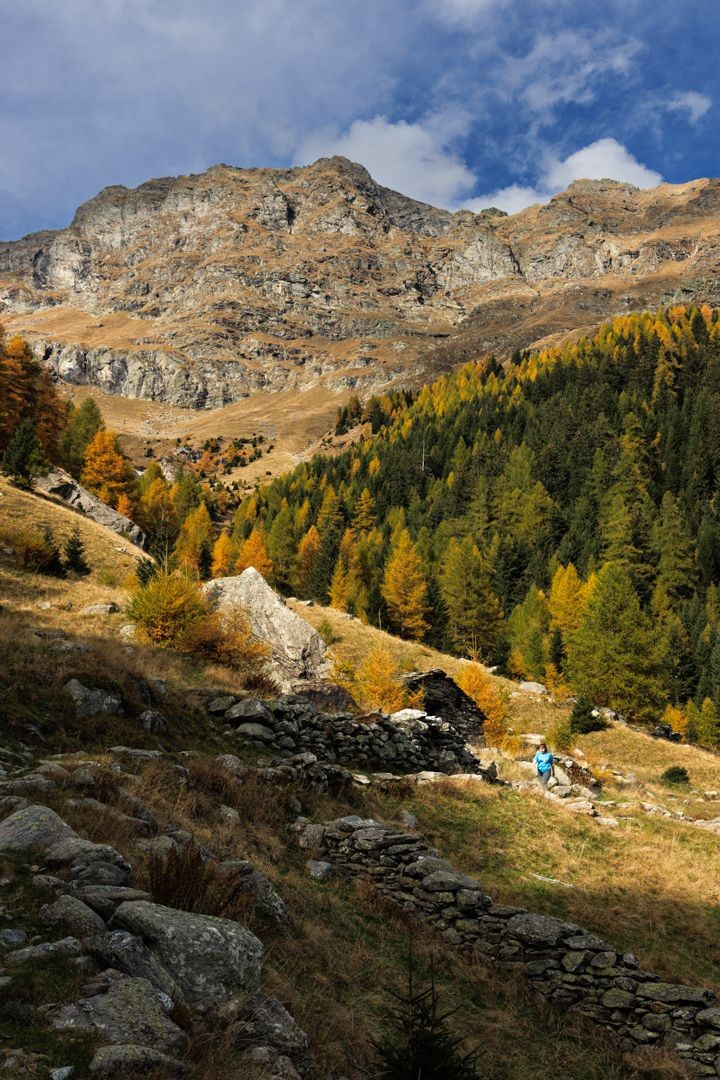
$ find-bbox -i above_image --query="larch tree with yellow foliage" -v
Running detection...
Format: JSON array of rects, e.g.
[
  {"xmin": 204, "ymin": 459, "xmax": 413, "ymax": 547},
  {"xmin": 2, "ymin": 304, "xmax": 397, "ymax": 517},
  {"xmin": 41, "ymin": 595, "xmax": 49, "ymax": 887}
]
[
  {"xmin": 211, "ymin": 530, "xmax": 234, "ymax": 578},
  {"xmin": 548, "ymin": 563, "xmax": 592, "ymax": 636},
  {"xmin": 294, "ymin": 525, "xmax": 321, "ymax": 597},
  {"xmin": 174, "ymin": 502, "xmax": 213, "ymax": 579},
  {"xmin": 235, "ymin": 525, "xmax": 273, "ymax": 579},
  {"xmin": 352, "ymin": 488, "xmax": 376, "ymax": 531},
  {"xmin": 381, "ymin": 528, "xmax": 429, "ymax": 640}
]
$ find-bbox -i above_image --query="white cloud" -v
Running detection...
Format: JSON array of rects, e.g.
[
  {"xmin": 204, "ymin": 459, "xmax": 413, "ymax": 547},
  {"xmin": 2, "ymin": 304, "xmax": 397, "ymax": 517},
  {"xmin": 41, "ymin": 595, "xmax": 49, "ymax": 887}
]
[
  {"xmin": 465, "ymin": 138, "xmax": 662, "ymax": 214},
  {"xmin": 544, "ymin": 138, "xmax": 662, "ymax": 190},
  {"xmin": 294, "ymin": 113, "xmax": 476, "ymax": 206},
  {"xmin": 499, "ymin": 31, "xmax": 640, "ymax": 115},
  {"xmin": 667, "ymin": 90, "xmax": 711, "ymax": 124}
]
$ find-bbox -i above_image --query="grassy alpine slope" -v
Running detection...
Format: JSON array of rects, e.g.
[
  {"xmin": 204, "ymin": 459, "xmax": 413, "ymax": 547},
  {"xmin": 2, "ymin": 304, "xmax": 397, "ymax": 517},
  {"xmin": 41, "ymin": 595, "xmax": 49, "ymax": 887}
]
[{"xmin": 0, "ymin": 483, "xmax": 706, "ymax": 1079}]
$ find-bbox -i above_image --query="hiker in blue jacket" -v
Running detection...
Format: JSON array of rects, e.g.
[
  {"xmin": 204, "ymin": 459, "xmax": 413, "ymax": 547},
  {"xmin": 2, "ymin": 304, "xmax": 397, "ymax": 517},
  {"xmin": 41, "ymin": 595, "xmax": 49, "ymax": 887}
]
[{"xmin": 533, "ymin": 742, "xmax": 555, "ymax": 787}]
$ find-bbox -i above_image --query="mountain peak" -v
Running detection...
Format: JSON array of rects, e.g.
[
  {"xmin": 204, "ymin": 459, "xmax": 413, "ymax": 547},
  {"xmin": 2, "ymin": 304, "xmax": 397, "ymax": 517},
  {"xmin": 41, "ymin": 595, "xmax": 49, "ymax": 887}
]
[{"xmin": 1, "ymin": 161, "xmax": 720, "ymax": 414}]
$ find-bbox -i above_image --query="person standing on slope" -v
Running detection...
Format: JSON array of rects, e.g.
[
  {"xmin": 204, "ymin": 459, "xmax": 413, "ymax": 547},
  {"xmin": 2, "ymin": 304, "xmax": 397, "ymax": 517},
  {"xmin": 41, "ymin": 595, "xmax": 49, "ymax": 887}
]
[{"xmin": 533, "ymin": 742, "xmax": 555, "ymax": 788}]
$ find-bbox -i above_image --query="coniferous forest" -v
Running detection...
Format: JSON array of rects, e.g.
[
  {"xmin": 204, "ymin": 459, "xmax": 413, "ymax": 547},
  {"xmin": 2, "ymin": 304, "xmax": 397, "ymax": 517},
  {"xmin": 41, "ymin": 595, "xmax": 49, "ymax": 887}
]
[{"xmin": 230, "ymin": 306, "xmax": 720, "ymax": 732}]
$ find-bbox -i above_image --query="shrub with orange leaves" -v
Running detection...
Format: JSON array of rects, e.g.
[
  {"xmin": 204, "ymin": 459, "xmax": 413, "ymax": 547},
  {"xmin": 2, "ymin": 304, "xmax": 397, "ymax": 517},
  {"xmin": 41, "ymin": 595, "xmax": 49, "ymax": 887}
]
[{"xmin": 455, "ymin": 661, "xmax": 513, "ymax": 749}]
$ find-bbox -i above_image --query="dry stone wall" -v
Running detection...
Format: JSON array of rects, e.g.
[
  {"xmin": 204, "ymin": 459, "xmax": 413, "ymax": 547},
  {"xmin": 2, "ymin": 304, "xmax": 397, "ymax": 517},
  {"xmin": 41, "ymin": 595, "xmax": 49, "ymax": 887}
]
[
  {"xmin": 300, "ymin": 815, "xmax": 720, "ymax": 1077},
  {"xmin": 210, "ymin": 693, "xmax": 485, "ymax": 777}
]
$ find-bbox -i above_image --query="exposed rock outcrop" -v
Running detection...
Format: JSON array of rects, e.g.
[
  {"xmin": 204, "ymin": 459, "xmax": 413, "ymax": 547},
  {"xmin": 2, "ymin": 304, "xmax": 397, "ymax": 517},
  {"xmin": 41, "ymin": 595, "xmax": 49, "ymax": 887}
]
[
  {"xmin": 0, "ymin": 803, "xmax": 131, "ymax": 885},
  {"xmin": 33, "ymin": 468, "xmax": 145, "ymax": 548},
  {"xmin": 3, "ymin": 159, "xmax": 720, "ymax": 409},
  {"xmin": 108, "ymin": 900, "xmax": 264, "ymax": 1010},
  {"xmin": 202, "ymin": 568, "xmax": 330, "ymax": 688}
]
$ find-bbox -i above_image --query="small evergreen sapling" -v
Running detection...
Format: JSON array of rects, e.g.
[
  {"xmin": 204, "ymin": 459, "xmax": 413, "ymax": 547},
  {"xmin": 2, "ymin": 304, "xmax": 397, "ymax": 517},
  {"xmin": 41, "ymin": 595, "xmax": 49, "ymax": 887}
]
[
  {"xmin": 570, "ymin": 698, "xmax": 608, "ymax": 735},
  {"xmin": 373, "ymin": 950, "xmax": 481, "ymax": 1080},
  {"xmin": 40, "ymin": 526, "xmax": 66, "ymax": 577},
  {"xmin": 63, "ymin": 527, "xmax": 90, "ymax": 575}
]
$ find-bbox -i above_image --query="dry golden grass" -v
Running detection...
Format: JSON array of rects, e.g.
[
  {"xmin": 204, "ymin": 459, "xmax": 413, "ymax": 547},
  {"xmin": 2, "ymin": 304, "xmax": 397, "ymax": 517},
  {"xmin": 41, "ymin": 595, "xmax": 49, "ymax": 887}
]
[
  {"xmin": 580, "ymin": 724, "xmax": 720, "ymax": 792},
  {"xmin": 407, "ymin": 778, "xmax": 720, "ymax": 992},
  {"xmin": 0, "ymin": 475, "xmax": 142, "ymax": 577}
]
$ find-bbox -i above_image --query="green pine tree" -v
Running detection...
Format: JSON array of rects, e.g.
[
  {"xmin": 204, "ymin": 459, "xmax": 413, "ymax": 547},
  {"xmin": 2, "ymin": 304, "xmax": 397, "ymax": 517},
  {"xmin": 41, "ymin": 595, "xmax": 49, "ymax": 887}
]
[
  {"xmin": 2, "ymin": 418, "xmax": 47, "ymax": 487},
  {"xmin": 652, "ymin": 492, "xmax": 698, "ymax": 616},
  {"xmin": 439, "ymin": 536, "xmax": 503, "ymax": 657},
  {"xmin": 373, "ymin": 953, "xmax": 480, "ymax": 1080},
  {"xmin": 63, "ymin": 527, "xmax": 90, "ymax": 576},
  {"xmin": 40, "ymin": 527, "xmax": 66, "ymax": 577},
  {"xmin": 566, "ymin": 562, "xmax": 666, "ymax": 721},
  {"xmin": 58, "ymin": 397, "xmax": 104, "ymax": 477}
]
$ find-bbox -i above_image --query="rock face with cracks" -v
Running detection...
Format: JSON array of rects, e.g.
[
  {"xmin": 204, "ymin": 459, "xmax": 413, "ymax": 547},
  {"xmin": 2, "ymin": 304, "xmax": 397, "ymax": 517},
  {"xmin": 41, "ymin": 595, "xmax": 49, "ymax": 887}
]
[
  {"xmin": 33, "ymin": 468, "xmax": 146, "ymax": 548},
  {"xmin": 3, "ymin": 159, "xmax": 720, "ymax": 409}
]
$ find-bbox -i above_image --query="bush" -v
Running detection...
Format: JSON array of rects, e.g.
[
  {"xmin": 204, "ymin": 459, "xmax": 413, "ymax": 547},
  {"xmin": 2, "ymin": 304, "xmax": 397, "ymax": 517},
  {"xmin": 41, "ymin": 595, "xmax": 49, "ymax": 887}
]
[
  {"xmin": 547, "ymin": 716, "xmax": 573, "ymax": 752},
  {"xmin": 336, "ymin": 645, "xmax": 423, "ymax": 713},
  {"xmin": 569, "ymin": 698, "xmax": 608, "ymax": 735},
  {"xmin": 5, "ymin": 524, "xmax": 66, "ymax": 576},
  {"xmin": 128, "ymin": 575, "xmax": 275, "ymax": 684},
  {"xmin": 127, "ymin": 570, "xmax": 208, "ymax": 648},
  {"xmin": 455, "ymin": 662, "xmax": 512, "ymax": 749},
  {"xmin": 661, "ymin": 765, "xmax": 690, "ymax": 786},
  {"xmin": 317, "ymin": 618, "xmax": 336, "ymax": 646},
  {"xmin": 181, "ymin": 607, "xmax": 270, "ymax": 675}
]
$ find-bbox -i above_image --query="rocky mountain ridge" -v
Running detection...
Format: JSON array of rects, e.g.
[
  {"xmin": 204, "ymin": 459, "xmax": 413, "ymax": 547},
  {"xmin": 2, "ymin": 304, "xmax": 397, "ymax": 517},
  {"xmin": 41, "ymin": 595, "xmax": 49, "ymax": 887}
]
[{"xmin": 2, "ymin": 157, "xmax": 720, "ymax": 407}]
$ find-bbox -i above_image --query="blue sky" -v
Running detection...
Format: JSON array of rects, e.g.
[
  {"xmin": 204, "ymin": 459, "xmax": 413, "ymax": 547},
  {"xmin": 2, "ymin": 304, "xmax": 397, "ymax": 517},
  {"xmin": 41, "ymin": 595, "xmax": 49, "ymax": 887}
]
[{"xmin": 1, "ymin": 0, "xmax": 718, "ymax": 239}]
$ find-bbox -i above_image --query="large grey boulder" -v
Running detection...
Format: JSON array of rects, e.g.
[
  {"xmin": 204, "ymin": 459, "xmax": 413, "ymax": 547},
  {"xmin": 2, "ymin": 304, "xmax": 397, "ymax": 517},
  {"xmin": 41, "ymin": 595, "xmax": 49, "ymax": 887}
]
[
  {"xmin": 109, "ymin": 900, "xmax": 263, "ymax": 1010},
  {"xmin": 33, "ymin": 468, "xmax": 145, "ymax": 548},
  {"xmin": 0, "ymin": 804, "xmax": 73, "ymax": 851},
  {"xmin": 202, "ymin": 568, "xmax": 330, "ymax": 687},
  {"xmin": 89, "ymin": 930, "xmax": 184, "ymax": 1003},
  {"xmin": 40, "ymin": 895, "xmax": 107, "ymax": 938},
  {"xmin": 51, "ymin": 975, "xmax": 187, "ymax": 1054}
]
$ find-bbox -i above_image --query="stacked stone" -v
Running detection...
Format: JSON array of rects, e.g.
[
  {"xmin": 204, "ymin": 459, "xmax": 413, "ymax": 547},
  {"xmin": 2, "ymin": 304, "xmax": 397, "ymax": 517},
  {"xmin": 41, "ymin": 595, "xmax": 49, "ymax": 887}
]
[
  {"xmin": 209, "ymin": 694, "xmax": 483, "ymax": 776},
  {"xmin": 301, "ymin": 816, "xmax": 720, "ymax": 1076}
]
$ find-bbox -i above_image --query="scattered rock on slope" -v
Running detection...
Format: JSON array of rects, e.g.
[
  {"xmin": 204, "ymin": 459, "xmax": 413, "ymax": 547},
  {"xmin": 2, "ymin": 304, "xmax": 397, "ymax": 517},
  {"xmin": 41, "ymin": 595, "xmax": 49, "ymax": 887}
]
[
  {"xmin": 33, "ymin": 467, "xmax": 146, "ymax": 548},
  {"xmin": 202, "ymin": 568, "xmax": 330, "ymax": 688}
]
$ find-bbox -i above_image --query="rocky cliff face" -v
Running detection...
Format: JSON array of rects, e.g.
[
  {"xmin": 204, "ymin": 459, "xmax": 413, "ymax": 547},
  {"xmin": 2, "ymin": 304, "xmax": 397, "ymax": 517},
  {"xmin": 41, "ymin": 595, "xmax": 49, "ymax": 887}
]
[{"xmin": 2, "ymin": 159, "xmax": 720, "ymax": 408}]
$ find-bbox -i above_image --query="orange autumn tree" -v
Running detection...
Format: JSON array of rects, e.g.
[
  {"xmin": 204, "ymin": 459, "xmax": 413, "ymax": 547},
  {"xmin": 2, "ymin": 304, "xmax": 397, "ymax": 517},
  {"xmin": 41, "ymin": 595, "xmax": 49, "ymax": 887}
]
[
  {"xmin": 235, "ymin": 525, "xmax": 273, "ymax": 579},
  {"xmin": 81, "ymin": 430, "xmax": 135, "ymax": 508},
  {"xmin": 0, "ymin": 330, "xmax": 66, "ymax": 457}
]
